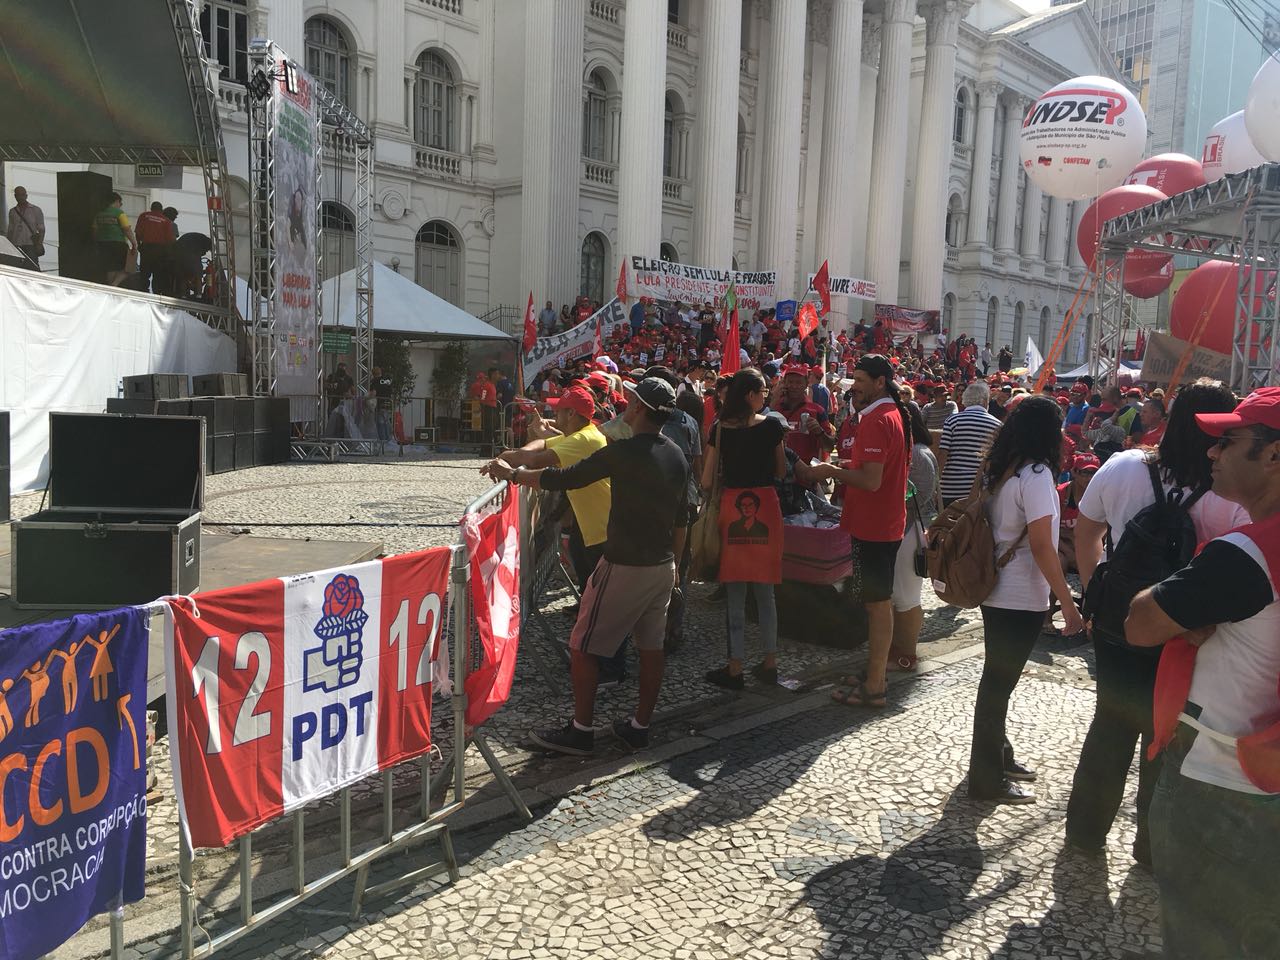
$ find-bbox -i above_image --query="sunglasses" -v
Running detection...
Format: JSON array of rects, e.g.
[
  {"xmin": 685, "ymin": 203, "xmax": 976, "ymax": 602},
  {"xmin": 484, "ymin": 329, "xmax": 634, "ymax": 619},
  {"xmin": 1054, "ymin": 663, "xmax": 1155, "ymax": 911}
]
[{"xmin": 1210, "ymin": 431, "xmax": 1265, "ymax": 451}]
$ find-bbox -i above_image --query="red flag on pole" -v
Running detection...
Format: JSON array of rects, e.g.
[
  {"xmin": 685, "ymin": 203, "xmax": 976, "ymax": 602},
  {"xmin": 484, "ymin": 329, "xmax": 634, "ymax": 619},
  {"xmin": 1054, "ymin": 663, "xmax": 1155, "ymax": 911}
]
[
  {"xmin": 813, "ymin": 260, "xmax": 832, "ymax": 317},
  {"xmin": 797, "ymin": 301, "xmax": 820, "ymax": 340},
  {"xmin": 522, "ymin": 291, "xmax": 538, "ymax": 353},
  {"xmin": 615, "ymin": 260, "xmax": 628, "ymax": 306},
  {"xmin": 721, "ymin": 309, "xmax": 741, "ymax": 375}
]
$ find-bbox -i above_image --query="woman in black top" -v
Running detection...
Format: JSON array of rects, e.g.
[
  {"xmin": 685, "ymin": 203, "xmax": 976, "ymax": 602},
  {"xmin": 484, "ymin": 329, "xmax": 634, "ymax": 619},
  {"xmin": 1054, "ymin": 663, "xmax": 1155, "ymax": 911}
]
[{"xmin": 701, "ymin": 368, "xmax": 787, "ymax": 689}]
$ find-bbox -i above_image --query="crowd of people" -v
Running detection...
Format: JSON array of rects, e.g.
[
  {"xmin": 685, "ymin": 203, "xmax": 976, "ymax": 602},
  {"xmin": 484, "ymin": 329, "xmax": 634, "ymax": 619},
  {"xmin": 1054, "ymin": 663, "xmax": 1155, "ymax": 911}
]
[{"xmin": 482, "ymin": 294, "xmax": 1278, "ymax": 960}]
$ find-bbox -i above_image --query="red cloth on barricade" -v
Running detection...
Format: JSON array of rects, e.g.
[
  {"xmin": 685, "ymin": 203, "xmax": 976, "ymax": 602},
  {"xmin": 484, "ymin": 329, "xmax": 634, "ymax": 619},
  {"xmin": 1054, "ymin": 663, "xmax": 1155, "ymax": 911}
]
[{"xmin": 462, "ymin": 487, "xmax": 522, "ymax": 727}]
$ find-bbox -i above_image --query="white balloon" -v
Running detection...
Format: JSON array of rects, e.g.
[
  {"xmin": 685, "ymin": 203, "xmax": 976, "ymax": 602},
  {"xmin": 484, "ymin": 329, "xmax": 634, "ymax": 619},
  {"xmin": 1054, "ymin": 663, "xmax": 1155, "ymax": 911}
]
[
  {"xmin": 1203, "ymin": 110, "xmax": 1268, "ymax": 181},
  {"xmin": 1245, "ymin": 57, "xmax": 1280, "ymax": 162},
  {"xmin": 1019, "ymin": 76, "xmax": 1148, "ymax": 200}
]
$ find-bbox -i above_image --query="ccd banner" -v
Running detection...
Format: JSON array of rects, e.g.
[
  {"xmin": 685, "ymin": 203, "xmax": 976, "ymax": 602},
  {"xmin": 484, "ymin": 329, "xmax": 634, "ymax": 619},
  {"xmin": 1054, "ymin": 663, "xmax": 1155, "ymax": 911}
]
[
  {"xmin": 626, "ymin": 257, "xmax": 778, "ymax": 310},
  {"xmin": 524, "ymin": 299, "xmax": 626, "ymax": 380},
  {"xmin": 0, "ymin": 608, "xmax": 148, "ymax": 960},
  {"xmin": 165, "ymin": 547, "xmax": 451, "ymax": 849}
]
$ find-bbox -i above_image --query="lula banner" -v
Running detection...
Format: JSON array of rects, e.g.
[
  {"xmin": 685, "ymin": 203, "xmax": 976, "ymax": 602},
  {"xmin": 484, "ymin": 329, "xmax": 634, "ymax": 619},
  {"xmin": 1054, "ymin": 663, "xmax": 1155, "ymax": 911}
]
[
  {"xmin": 1139, "ymin": 331, "xmax": 1232, "ymax": 384},
  {"xmin": 873, "ymin": 304, "xmax": 941, "ymax": 336},
  {"xmin": 0, "ymin": 607, "xmax": 148, "ymax": 960},
  {"xmin": 524, "ymin": 299, "xmax": 626, "ymax": 380},
  {"xmin": 806, "ymin": 273, "xmax": 878, "ymax": 302},
  {"xmin": 626, "ymin": 256, "xmax": 778, "ymax": 309}
]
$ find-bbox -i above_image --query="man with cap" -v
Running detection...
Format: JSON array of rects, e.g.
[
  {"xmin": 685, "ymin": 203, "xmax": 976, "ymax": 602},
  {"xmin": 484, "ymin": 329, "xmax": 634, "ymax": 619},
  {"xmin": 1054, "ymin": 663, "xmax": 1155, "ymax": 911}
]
[
  {"xmin": 1056, "ymin": 453, "xmax": 1099, "ymax": 575},
  {"xmin": 1125, "ymin": 386, "xmax": 1280, "ymax": 960},
  {"xmin": 774, "ymin": 365, "xmax": 836, "ymax": 463},
  {"xmin": 489, "ymin": 378, "xmax": 690, "ymax": 755},
  {"xmin": 921, "ymin": 383, "xmax": 958, "ymax": 431},
  {"xmin": 1064, "ymin": 382, "xmax": 1091, "ymax": 428}
]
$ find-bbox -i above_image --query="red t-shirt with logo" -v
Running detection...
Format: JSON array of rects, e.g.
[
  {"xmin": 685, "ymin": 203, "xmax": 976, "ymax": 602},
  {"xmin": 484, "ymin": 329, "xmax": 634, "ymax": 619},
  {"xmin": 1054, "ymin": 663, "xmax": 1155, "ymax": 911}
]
[
  {"xmin": 840, "ymin": 397, "xmax": 907, "ymax": 542},
  {"xmin": 776, "ymin": 400, "xmax": 831, "ymax": 462}
]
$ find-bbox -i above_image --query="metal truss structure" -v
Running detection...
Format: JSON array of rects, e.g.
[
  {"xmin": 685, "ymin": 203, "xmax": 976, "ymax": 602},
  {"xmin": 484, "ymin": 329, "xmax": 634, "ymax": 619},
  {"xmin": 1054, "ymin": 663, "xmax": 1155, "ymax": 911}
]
[
  {"xmin": 246, "ymin": 42, "xmax": 373, "ymax": 433},
  {"xmin": 1098, "ymin": 163, "xmax": 1280, "ymax": 392}
]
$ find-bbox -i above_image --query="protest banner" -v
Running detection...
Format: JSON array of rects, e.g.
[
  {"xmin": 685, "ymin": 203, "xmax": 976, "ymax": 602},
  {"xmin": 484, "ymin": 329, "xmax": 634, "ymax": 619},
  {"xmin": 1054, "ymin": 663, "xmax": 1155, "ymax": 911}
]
[
  {"xmin": 1139, "ymin": 331, "xmax": 1232, "ymax": 384},
  {"xmin": 625, "ymin": 256, "xmax": 778, "ymax": 310},
  {"xmin": 165, "ymin": 547, "xmax": 452, "ymax": 849},
  {"xmin": 462, "ymin": 488, "xmax": 521, "ymax": 727},
  {"xmin": 523, "ymin": 299, "xmax": 626, "ymax": 380},
  {"xmin": 0, "ymin": 607, "xmax": 149, "ymax": 960},
  {"xmin": 807, "ymin": 273, "xmax": 878, "ymax": 302},
  {"xmin": 874, "ymin": 303, "xmax": 941, "ymax": 336}
]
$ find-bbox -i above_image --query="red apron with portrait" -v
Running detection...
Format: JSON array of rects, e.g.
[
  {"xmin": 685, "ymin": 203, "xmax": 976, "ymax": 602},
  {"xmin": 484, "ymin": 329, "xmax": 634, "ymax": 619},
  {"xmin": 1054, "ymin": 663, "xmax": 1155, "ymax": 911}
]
[{"xmin": 717, "ymin": 486, "xmax": 784, "ymax": 583}]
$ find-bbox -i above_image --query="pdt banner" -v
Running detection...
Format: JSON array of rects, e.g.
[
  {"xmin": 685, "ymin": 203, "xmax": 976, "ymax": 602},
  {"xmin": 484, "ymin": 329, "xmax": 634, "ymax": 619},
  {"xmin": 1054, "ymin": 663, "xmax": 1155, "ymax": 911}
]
[
  {"xmin": 626, "ymin": 256, "xmax": 778, "ymax": 310},
  {"xmin": 0, "ymin": 608, "xmax": 148, "ymax": 960},
  {"xmin": 524, "ymin": 299, "xmax": 626, "ymax": 381},
  {"xmin": 165, "ymin": 547, "xmax": 451, "ymax": 849}
]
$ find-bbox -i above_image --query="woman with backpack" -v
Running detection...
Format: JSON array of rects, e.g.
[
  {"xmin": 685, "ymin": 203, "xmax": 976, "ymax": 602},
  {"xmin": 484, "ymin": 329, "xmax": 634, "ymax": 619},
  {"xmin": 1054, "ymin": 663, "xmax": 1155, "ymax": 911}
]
[
  {"xmin": 968, "ymin": 396, "xmax": 1084, "ymax": 804},
  {"xmin": 1065, "ymin": 378, "xmax": 1248, "ymax": 862}
]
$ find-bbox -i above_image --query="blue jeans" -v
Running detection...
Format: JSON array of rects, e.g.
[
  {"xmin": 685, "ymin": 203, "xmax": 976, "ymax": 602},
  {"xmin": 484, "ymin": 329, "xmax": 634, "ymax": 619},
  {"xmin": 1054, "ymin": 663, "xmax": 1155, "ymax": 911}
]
[
  {"xmin": 725, "ymin": 581, "xmax": 777, "ymax": 662},
  {"xmin": 1149, "ymin": 725, "xmax": 1280, "ymax": 959}
]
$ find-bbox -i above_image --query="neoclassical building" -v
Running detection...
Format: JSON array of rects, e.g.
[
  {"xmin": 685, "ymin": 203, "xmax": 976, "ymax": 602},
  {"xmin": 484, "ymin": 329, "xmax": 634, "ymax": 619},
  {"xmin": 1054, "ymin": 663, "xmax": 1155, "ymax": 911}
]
[{"xmin": 4, "ymin": 0, "xmax": 1117, "ymax": 360}]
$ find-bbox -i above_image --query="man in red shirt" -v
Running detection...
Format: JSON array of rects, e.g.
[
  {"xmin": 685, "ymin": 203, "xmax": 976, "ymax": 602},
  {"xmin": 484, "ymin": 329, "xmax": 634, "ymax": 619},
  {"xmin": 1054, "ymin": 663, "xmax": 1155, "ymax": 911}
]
[
  {"xmin": 774, "ymin": 365, "xmax": 835, "ymax": 463},
  {"xmin": 135, "ymin": 201, "xmax": 176, "ymax": 294},
  {"xmin": 805, "ymin": 354, "xmax": 909, "ymax": 708}
]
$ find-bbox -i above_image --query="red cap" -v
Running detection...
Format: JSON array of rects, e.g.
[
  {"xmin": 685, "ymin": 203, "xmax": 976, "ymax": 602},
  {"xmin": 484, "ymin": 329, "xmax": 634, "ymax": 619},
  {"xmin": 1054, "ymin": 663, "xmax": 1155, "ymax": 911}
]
[
  {"xmin": 810, "ymin": 365, "xmax": 824, "ymax": 375},
  {"xmin": 586, "ymin": 370, "xmax": 611, "ymax": 388},
  {"xmin": 1072, "ymin": 453, "xmax": 1101, "ymax": 473},
  {"xmin": 1095, "ymin": 402, "xmax": 1116, "ymax": 414},
  {"xmin": 1070, "ymin": 382, "xmax": 1088, "ymax": 395},
  {"xmin": 546, "ymin": 385, "xmax": 596, "ymax": 419},
  {"xmin": 1195, "ymin": 386, "xmax": 1280, "ymax": 436},
  {"xmin": 782, "ymin": 365, "xmax": 808, "ymax": 378}
]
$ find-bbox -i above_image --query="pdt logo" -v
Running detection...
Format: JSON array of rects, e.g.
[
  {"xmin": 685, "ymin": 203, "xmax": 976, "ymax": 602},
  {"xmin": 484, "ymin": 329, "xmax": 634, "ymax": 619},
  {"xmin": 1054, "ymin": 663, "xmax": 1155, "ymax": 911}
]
[{"xmin": 303, "ymin": 573, "xmax": 367, "ymax": 693}]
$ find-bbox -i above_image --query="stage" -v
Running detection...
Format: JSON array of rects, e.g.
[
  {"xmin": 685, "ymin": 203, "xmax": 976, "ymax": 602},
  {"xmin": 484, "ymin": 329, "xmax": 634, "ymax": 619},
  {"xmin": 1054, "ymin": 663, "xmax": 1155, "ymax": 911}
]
[{"xmin": 0, "ymin": 526, "xmax": 381, "ymax": 702}]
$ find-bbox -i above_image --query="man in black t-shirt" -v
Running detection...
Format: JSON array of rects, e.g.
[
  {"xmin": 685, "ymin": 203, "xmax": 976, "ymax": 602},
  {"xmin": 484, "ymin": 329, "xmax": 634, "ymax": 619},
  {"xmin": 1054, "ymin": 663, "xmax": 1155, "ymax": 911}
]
[
  {"xmin": 490, "ymin": 378, "xmax": 688, "ymax": 755},
  {"xmin": 371, "ymin": 365, "xmax": 394, "ymax": 440}
]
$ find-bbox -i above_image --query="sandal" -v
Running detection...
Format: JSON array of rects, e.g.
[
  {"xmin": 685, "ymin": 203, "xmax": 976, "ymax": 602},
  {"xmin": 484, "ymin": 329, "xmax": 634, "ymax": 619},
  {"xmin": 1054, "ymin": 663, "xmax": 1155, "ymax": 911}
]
[{"xmin": 831, "ymin": 680, "xmax": 887, "ymax": 709}]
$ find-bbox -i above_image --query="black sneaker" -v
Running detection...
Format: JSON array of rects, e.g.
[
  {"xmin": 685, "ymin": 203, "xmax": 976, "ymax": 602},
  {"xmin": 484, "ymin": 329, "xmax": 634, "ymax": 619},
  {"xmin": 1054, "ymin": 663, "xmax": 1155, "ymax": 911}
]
[
  {"xmin": 611, "ymin": 718, "xmax": 650, "ymax": 751},
  {"xmin": 751, "ymin": 663, "xmax": 779, "ymax": 686},
  {"xmin": 530, "ymin": 721, "xmax": 594, "ymax": 756},
  {"xmin": 1004, "ymin": 760, "xmax": 1037, "ymax": 782},
  {"xmin": 705, "ymin": 666, "xmax": 745, "ymax": 690}
]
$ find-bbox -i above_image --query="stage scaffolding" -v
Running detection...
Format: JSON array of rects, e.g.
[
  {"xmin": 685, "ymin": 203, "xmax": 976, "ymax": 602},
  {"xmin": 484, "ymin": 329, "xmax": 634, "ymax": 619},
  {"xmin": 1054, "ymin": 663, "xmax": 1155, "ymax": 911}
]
[
  {"xmin": 1097, "ymin": 163, "xmax": 1280, "ymax": 393},
  {"xmin": 246, "ymin": 41, "xmax": 373, "ymax": 431}
]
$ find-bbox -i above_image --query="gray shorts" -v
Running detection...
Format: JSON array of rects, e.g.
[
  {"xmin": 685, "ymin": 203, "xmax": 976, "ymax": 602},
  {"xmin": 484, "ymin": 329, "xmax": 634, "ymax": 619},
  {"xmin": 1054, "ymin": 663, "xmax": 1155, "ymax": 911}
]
[{"xmin": 569, "ymin": 558, "xmax": 676, "ymax": 656}]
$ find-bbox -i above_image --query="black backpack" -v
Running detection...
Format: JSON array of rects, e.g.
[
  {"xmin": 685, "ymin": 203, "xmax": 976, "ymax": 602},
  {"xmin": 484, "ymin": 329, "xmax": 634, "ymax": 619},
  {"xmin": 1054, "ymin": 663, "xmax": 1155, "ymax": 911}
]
[{"xmin": 1082, "ymin": 459, "xmax": 1205, "ymax": 652}]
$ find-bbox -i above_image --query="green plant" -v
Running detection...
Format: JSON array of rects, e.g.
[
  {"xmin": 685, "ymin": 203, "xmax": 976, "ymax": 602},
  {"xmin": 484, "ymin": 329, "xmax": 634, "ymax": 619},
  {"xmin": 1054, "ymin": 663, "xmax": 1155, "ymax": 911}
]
[
  {"xmin": 432, "ymin": 340, "xmax": 471, "ymax": 418},
  {"xmin": 373, "ymin": 335, "xmax": 417, "ymax": 406}
]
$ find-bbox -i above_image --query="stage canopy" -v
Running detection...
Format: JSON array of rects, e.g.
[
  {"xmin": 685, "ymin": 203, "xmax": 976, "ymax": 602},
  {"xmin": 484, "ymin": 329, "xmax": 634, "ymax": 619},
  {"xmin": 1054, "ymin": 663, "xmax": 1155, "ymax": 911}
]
[
  {"xmin": 0, "ymin": 0, "xmax": 202, "ymax": 163},
  {"xmin": 321, "ymin": 261, "xmax": 513, "ymax": 341}
]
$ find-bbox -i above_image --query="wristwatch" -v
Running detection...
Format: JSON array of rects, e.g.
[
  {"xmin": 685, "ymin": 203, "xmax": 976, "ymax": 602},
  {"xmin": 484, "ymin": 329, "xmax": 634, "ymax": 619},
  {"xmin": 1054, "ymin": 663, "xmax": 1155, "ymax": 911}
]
[{"xmin": 511, "ymin": 465, "xmax": 527, "ymax": 485}]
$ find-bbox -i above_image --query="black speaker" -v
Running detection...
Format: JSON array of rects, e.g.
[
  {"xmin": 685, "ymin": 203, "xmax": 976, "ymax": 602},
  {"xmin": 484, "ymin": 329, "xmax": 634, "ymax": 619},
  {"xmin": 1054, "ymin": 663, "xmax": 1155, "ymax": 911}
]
[
  {"xmin": 233, "ymin": 398, "xmax": 255, "ymax": 434},
  {"xmin": 124, "ymin": 374, "xmax": 189, "ymax": 400},
  {"xmin": 211, "ymin": 434, "xmax": 235, "ymax": 474},
  {"xmin": 234, "ymin": 432, "xmax": 254, "ymax": 470},
  {"xmin": 192, "ymin": 397, "xmax": 236, "ymax": 434},
  {"xmin": 56, "ymin": 171, "xmax": 113, "ymax": 283},
  {"xmin": 253, "ymin": 397, "xmax": 272, "ymax": 432},
  {"xmin": 0, "ymin": 468, "xmax": 9, "ymax": 522},
  {"xmin": 157, "ymin": 398, "xmax": 192, "ymax": 417},
  {"xmin": 106, "ymin": 398, "xmax": 159, "ymax": 415},
  {"xmin": 0, "ymin": 410, "xmax": 10, "ymax": 471}
]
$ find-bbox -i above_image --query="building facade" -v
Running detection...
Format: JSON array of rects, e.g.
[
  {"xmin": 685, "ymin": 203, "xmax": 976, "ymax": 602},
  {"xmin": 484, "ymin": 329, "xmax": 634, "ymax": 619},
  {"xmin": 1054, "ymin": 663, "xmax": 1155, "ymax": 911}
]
[{"xmin": 5, "ymin": 0, "xmax": 1115, "ymax": 359}]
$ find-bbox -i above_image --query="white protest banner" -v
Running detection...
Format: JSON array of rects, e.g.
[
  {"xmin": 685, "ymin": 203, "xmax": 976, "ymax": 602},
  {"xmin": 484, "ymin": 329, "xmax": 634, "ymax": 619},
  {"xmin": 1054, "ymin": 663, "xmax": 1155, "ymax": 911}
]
[
  {"xmin": 626, "ymin": 256, "xmax": 778, "ymax": 310},
  {"xmin": 806, "ymin": 273, "xmax": 879, "ymax": 302},
  {"xmin": 524, "ymin": 299, "xmax": 626, "ymax": 380},
  {"xmin": 1139, "ymin": 331, "xmax": 1232, "ymax": 384}
]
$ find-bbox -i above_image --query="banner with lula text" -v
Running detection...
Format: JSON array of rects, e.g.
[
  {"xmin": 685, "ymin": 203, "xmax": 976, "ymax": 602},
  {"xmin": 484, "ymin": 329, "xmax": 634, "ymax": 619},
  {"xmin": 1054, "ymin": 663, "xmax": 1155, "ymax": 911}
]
[
  {"xmin": 462, "ymin": 488, "xmax": 521, "ymax": 727},
  {"xmin": 0, "ymin": 608, "xmax": 148, "ymax": 960},
  {"xmin": 524, "ymin": 299, "xmax": 626, "ymax": 381},
  {"xmin": 1139, "ymin": 331, "xmax": 1232, "ymax": 384},
  {"xmin": 806, "ymin": 273, "xmax": 878, "ymax": 302},
  {"xmin": 164, "ymin": 547, "xmax": 451, "ymax": 849},
  {"xmin": 626, "ymin": 257, "xmax": 778, "ymax": 310},
  {"xmin": 874, "ymin": 304, "xmax": 941, "ymax": 336}
]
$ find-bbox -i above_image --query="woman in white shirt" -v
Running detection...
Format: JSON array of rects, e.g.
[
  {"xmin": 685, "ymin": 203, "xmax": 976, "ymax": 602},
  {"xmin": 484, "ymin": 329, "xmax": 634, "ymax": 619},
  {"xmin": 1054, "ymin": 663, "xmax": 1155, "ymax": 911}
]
[
  {"xmin": 969, "ymin": 396, "xmax": 1084, "ymax": 804},
  {"xmin": 1065, "ymin": 378, "xmax": 1248, "ymax": 863}
]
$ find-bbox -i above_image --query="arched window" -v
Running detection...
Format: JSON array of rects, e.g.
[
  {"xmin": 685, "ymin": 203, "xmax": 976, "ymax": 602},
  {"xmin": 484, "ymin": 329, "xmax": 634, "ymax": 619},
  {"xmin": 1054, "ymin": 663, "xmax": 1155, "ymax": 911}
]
[
  {"xmin": 583, "ymin": 70, "xmax": 610, "ymax": 161},
  {"xmin": 943, "ymin": 293, "xmax": 956, "ymax": 333},
  {"xmin": 1039, "ymin": 306, "xmax": 1052, "ymax": 350},
  {"xmin": 415, "ymin": 220, "xmax": 462, "ymax": 306},
  {"xmin": 319, "ymin": 202, "xmax": 355, "ymax": 281},
  {"xmin": 660, "ymin": 242, "xmax": 679, "ymax": 263},
  {"xmin": 945, "ymin": 194, "xmax": 964, "ymax": 247},
  {"xmin": 305, "ymin": 17, "xmax": 351, "ymax": 106},
  {"xmin": 580, "ymin": 232, "xmax": 607, "ymax": 304},
  {"xmin": 415, "ymin": 52, "xmax": 457, "ymax": 152},
  {"xmin": 953, "ymin": 87, "xmax": 968, "ymax": 144},
  {"xmin": 986, "ymin": 296, "xmax": 999, "ymax": 345},
  {"xmin": 1013, "ymin": 301, "xmax": 1025, "ymax": 352},
  {"xmin": 663, "ymin": 95, "xmax": 676, "ymax": 178}
]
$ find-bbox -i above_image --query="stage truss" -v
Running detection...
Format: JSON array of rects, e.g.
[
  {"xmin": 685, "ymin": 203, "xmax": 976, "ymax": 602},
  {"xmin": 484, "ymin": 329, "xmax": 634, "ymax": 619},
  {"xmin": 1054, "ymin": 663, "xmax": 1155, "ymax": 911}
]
[
  {"xmin": 1098, "ymin": 163, "xmax": 1280, "ymax": 392},
  {"xmin": 246, "ymin": 41, "xmax": 373, "ymax": 430}
]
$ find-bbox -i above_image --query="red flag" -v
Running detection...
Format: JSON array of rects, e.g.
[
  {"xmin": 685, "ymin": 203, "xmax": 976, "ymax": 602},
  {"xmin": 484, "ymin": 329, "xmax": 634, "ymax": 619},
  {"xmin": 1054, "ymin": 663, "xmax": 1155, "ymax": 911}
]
[
  {"xmin": 615, "ymin": 260, "xmax": 628, "ymax": 306},
  {"xmin": 522, "ymin": 291, "xmax": 538, "ymax": 353},
  {"xmin": 797, "ymin": 301, "xmax": 820, "ymax": 339},
  {"xmin": 721, "ymin": 306, "xmax": 741, "ymax": 375},
  {"xmin": 813, "ymin": 260, "xmax": 832, "ymax": 317},
  {"xmin": 462, "ymin": 490, "xmax": 521, "ymax": 727}
]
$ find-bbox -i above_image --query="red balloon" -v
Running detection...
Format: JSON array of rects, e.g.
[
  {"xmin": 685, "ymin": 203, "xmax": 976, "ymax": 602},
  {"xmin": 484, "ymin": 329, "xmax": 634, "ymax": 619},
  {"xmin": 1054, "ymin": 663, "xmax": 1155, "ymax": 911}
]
[
  {"xmin": 1124, "ymin": 153, "xmax": 1208, "ymax": 196},
  {"xmin": 1076, "ymin": 184, "xmax": 1167, "ymax": 268},
  {"xmin": 1124, "ymin": 257, "xmax": 1173, "ymax": 299},
  {"xmin": 1169, "ymin": 260, "xmax": 1273, "ymax": 355}
]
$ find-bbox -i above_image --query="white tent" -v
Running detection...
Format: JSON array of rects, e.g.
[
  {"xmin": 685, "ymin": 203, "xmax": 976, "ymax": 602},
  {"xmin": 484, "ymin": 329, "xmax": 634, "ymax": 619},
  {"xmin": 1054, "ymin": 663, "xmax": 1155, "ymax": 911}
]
[
  {"xmin": 321, "ymin": 261, "xmax": 512, "ymax": 341},
  {"xmin": 1059, "ymin": 359, "xmax": 1143, "ymax": 381}
]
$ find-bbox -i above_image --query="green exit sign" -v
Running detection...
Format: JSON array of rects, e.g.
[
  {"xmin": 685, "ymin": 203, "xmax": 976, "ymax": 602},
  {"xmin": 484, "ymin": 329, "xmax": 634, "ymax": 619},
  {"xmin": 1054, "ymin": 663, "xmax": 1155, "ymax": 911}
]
[{"xmin": 322, "ymin": 332, "xmax": 351, "ymax": 353}]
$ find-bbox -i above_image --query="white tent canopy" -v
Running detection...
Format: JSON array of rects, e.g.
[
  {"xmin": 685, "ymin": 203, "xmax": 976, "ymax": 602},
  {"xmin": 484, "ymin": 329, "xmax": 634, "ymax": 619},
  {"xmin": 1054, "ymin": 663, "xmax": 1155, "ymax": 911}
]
[{"xmin": 321, "ymin": 261, "xmax": 512, "ymax": 341}]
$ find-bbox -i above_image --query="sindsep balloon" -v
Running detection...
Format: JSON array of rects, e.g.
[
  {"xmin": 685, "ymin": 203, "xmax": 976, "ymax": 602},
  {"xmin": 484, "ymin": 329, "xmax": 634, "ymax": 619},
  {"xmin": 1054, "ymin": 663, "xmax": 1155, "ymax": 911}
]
[
  {"xmin": 1020, "ymin": 76, "xmax": 1148, "ymax": 200},
  {"xmin": 1244, "ymin": 54, "xmax": 1280, "ymax": 162},
  {"xmin": 1202, "ymin": 111, "xmax": 1267, "ymax": 182}
]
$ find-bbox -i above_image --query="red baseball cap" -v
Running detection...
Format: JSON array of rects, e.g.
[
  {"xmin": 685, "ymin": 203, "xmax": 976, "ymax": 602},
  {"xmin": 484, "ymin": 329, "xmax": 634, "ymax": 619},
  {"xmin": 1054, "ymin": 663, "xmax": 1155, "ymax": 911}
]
[
  {"xmin": 1195, "ymin": 386, "xmax": 1280, "ymax": 436},
  {"xmin": 1070, "ymin": 382, "xmax": 1088, "ymax": 395},
  {"xmin": 1072, "ymin": 453, "xmax": 1101, "ymax": 473},
  {"xmin": 586, "ymin": 370, "xmax": 611, "ymax": 388},
  {"xmin": 782, "ymin": 365, "xmax": 808, "ymax": 378},
  {"xmin": 546, "ymin": 385, "xmax": 596, "ymax": 419}
]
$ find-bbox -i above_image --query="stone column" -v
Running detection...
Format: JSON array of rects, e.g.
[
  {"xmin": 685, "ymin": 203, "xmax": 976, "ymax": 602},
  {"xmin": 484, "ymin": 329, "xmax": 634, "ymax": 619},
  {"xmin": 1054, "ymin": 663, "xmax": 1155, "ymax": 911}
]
[
  {"xmin": 814, "ymin": 0, "xmax": 865, "ymax": 281},
  {"xmin": 691, "ymin": 0, "xmax": 740, "ymax": 247},
  {"xmin": 1046, "ymin": 196, "xmax": 1068, "ymax": 266},
  {"xmin": 756, "ymin": 0, "xmax": 808, "ymax": 294},
  {"xmin": 863, "ymin": 0, "xmax": 918, "ymax": 307},
  {"xmin": 1020, "ymin": 178, "xmax": 1042, "ymax": 259},
  {"xmin": 519, "ymin": 0, "xmax": 585, "ymax": 305},
  {"xmin": 908, "ymin": 1, "xmax": 969, "ymax": 311},
  {"xmin": 966, "ymin": 80, "xmax": 999, "ymax": 246},
  {"xmin": 375, "ymin": 0, "xmax": 405, "ymax": 128},
  {"xmin": 617, "ymin": 0, "xmax": 669, "ymax": 268},
  {"xmin": 994, "ymin": 94, "xmax": 1024, "ymax": 254},
  {"xmin": 1068, "ymin": 200, "xmax": 1085, "ymax": 268}
]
